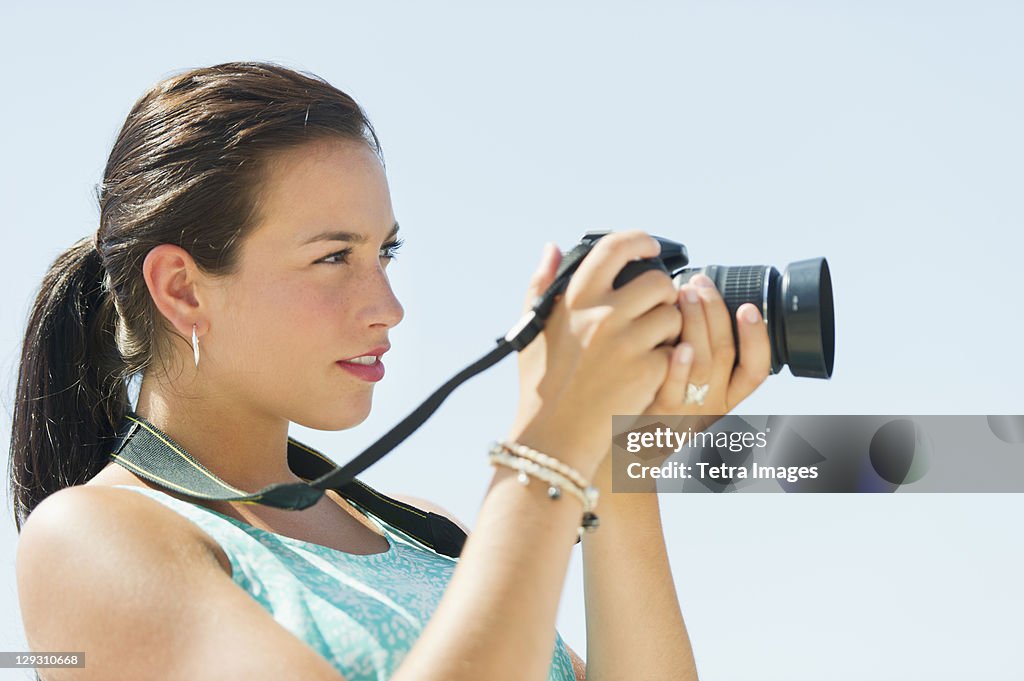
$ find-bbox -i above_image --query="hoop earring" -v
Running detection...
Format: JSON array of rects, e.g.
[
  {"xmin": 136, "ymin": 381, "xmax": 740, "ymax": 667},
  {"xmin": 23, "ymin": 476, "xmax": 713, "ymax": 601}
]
[{"xmin": 191, "ymin": 323, "xmax": 200, "ymax": 368}]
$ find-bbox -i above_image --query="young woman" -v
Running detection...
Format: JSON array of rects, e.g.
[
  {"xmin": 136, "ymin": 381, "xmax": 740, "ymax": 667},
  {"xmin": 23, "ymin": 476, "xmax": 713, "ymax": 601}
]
[{"xmin": 10, "ymin": 62, "xmax": 772, "ymax": 681}]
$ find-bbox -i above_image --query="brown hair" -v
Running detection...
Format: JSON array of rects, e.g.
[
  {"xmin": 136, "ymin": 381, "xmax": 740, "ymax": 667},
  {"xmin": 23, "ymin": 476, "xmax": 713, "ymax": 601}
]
[{"xmin": 8, "ymin": 62, "xmax": 382, "ymax": 530}]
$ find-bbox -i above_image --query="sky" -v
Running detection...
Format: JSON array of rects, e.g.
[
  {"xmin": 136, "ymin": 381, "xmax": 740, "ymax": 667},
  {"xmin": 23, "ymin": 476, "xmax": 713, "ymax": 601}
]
[{"xmin": 1, "ymin": 1, "xmax": 1022, "ymax": 679}]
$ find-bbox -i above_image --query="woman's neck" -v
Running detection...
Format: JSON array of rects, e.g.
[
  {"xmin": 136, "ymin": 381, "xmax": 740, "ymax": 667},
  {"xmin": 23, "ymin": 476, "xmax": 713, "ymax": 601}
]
[{"xmin": 134, "ymin": 375, "xmax": 302, "ymax": 492}]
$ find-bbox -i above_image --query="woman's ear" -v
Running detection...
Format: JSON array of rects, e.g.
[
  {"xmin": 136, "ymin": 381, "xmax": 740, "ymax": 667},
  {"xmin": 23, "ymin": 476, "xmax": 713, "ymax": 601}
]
[{"xmin": 141, "ymin": 243, "xmax": 204, "ymax": 339}]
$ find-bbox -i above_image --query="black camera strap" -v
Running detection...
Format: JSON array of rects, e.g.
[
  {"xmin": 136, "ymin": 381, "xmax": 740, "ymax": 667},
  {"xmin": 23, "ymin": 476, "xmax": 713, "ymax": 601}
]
[
  {"xmin": 107, "ymin": 238, "xmax": 600, "ymax": 558},
  {"xmin": 108, "ymin": 412, "xmax": 470, "ymax": 558}
]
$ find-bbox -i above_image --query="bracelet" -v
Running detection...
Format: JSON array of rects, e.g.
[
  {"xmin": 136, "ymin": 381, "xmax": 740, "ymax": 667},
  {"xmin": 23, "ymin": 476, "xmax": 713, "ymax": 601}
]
[
  {"xmin": 488, "ymin": 444, "xmax": 600, "ymax": 535},
  {"xmin": 494, "ymin": 441, "xmax": 599, "ymax": 514},
  {"xmin": 488, "ymin": 449, "xmax": 600, "ymax": 536},
  {"xmin": 488, "ymin": 443, "xmax": 600, "ymax": 511},
  {"xmin": 489, "ymin": 448, "xmax": 592, "ymax": 509},
  {"xmin": 496, "ymin": 440, "xmax": 590, "ymax": 490}
]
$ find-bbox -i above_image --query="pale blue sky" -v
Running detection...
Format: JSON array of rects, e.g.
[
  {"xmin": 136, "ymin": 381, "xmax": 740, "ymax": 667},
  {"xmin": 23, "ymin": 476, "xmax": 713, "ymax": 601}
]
[{"xmin": 2, "ymin": 2, "xmax": 1022, "ymax": 679}]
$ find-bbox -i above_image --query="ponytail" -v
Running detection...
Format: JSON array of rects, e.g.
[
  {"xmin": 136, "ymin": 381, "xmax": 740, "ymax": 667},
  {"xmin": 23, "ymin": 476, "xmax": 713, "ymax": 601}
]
[{"xmin": 8, "ymin": 236, "xmax": 128, "ymax": 530}]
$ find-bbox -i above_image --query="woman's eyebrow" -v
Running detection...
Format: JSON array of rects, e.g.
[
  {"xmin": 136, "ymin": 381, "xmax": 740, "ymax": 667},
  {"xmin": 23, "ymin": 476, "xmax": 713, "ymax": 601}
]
[{"xmin": 302, "ymin": 222, "xmax": 400, "ymax": 245}]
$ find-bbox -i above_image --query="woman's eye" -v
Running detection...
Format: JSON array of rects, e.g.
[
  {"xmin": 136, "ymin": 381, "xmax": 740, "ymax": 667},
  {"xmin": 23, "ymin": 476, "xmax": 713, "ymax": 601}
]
[
  {"xmin": 380, "ymin": 238, "xmax": 404, "ymax": 261},
  {"xmin": 318, "ymin": 248, "xmax": 352, "ymax": 265},
  {"xmin": 317, "ymin": 239, "xmax": 402, "ymax": 266}
]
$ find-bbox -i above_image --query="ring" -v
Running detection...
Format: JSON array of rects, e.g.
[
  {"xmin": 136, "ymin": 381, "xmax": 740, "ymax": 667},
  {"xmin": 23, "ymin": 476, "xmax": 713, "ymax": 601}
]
[{"xmin": 685, "ymin": 383, "xmax": 710, "ymax": 406}]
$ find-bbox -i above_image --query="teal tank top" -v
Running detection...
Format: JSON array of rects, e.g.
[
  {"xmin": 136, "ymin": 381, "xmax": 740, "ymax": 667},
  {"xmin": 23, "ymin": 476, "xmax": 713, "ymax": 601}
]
[{"xmin": 112, "ymin": 485, "xmax": 576, "ymax": 681}]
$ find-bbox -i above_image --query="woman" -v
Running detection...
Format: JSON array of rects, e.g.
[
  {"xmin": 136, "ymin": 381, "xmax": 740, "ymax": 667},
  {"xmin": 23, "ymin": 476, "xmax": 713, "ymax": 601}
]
[{"xmin": 10, "ymin": 62, "xmax": 771, "ymax": 681}]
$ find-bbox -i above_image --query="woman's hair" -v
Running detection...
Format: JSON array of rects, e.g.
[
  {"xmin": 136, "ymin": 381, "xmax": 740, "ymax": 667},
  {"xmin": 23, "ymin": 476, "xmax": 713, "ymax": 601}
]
[{"xmin": 8, "ymin": 62, "xmax": 382, "ymax": 531}]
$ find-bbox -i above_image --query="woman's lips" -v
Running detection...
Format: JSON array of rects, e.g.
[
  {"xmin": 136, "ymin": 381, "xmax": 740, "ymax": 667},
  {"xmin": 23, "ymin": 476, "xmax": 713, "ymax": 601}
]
[{"xmin": 336, "ymin": 358, "xmax": 385, "ymax": 382}]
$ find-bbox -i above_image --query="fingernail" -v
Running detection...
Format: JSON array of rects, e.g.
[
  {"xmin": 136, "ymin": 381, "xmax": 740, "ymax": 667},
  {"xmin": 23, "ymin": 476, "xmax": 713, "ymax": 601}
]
[
  {"xmin": 742, "ymin": 305, "xmax": 761, "ymax": 324},
  {"xmin": 698, "ymin": 286, "xmax": 717, "ymax": 302},
  {"xmin": 693, "ymin": 274, "xmax": 715, "ymax": 288},
  {"xmin": 683, "ymin": 286, "xmax": 699, "ymax": 304},
  {"xmin": 677, "ymin": 343, "xmax": 693, "ymax": 364}
]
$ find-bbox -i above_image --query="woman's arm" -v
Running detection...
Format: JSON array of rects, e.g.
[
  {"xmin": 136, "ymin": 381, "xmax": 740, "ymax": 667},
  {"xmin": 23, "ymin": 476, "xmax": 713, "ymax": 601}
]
[
  {"xmin": 556, "ymin": 267, "xmax": 774, "ymax": 681},
  {"xmin": 579, "ymin": 454, "xmax": 698, "ymax": 681},
  {"xmin": 392, "ymin": 232, "xmax": 682, "ymax": 681},
  {"xmin": 391, "ymin": 465, "xmax": 593, "ymax": 681},
  {"xmin": 391, "ymin": 493, "xmax": 589, "ymax": 681}
]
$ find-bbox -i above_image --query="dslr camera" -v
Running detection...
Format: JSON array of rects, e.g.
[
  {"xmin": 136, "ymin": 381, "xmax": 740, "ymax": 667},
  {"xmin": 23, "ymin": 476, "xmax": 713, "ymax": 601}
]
[{"xmin": 573, "ymin": 231, "xmax": 834, "ymax": 379}]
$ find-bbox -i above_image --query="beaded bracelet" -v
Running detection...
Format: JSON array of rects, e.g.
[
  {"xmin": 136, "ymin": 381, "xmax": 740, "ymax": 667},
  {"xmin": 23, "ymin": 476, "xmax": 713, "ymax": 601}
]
[
  {"xmin": 488, "ymin": 449, "xmax": 600, "ymax": 536},
  {"xmin": 496, "ymin": 440, "xmax": 590, "ymax": 490},
  {"xmin": 488, "ymin": 444, "xmax": 600, "ymax": 535},
  {"xmin": 489, "ymin": 448, "xmax": 592, "ymax": 508},
  {"xmin": 489, "ymin": 443, "xmax": 600, "ymax": 511}
]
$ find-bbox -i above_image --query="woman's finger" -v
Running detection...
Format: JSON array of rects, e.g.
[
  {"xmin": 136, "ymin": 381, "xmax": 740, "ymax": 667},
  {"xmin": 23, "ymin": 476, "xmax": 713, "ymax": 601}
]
[
  {"xmin": 726, "ymin": 303, "xmax": 772, "ymax": 407},
  {"xmin": 607, "ymin": 267, "xmax": 678, "ymax": 319},
  {"xmin": 521, "ymin": 242, "xmax": 562, "ymax": 315},
  {"xmin": 692, "ymin": 274, "xmax": 737, "ymax": 392},
  {"xmin": 564, "ymin": 230, "xmax": 662, "ymax": 307},
  {"xmin": 678, "ymin": 283, "xmax": 713, "ymax": 384},
  {"xmin": 629, "ymin": 301, "xmax": 684, "ymax": 352},
  {"xmin": 650, "ymin": 343, "xmax": 695, "ymax": 411}
]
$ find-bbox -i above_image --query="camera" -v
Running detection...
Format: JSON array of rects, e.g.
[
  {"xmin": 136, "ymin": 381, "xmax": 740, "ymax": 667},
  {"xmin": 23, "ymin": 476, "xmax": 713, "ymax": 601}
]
[{"xmin": 576, "ymin": 231, "xmax": 834, "ymax": 379}]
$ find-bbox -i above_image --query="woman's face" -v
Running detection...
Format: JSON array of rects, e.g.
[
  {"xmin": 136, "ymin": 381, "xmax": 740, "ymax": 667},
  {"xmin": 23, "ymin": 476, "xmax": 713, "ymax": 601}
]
[{"xmin": 202, "ymin": 136, "xmax": 405, "ymax": 430}]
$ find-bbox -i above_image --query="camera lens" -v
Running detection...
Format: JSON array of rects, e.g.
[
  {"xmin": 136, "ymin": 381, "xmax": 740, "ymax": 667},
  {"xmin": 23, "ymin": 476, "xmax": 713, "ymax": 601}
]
[{"xmin": 673, "ymin": 258, "xmax": 834, "ymax": 378}]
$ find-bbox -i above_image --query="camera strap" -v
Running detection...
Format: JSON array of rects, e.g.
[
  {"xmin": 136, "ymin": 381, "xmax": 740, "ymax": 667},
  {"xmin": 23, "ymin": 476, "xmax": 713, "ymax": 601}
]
[
  {"xmin": 106, "ymin": 239, "xmax": 598, "ymax": 557},
  {"xmin": 108, "ymin": 412, "xmax": 470, "ymax": 558}
]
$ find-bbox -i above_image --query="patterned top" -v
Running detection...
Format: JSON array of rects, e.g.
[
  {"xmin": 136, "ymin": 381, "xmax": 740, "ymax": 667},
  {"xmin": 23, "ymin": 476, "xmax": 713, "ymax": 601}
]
[{"xmin": 111, "ymin": 485, "xmax": 575, "ymax": 681}]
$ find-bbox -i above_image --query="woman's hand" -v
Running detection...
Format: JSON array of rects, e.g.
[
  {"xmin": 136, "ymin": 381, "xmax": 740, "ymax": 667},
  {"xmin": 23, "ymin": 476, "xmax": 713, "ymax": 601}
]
[
  {"xmin": 646, "ymin": 273, "xmax": 772, "ymax": 419},
  {"xmin": 507, "ymin": 231, "xmax": 683, "ymax": 480},
  {"xmin": 589, "ymin": 272, "xmax": 774, "ymax": 510}
]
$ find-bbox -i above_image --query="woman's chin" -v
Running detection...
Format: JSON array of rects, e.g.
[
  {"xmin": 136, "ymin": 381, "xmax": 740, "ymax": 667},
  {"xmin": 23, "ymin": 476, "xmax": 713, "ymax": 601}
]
[{"xmin": 304, "ymin": 398, "xmax": 372, "ymax": 431}]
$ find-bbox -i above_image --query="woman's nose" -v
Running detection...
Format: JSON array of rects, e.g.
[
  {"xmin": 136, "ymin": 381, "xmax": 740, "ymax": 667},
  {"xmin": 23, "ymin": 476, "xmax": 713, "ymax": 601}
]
[{"xmin": 364, "ymin": 267, "xmax": 404, "ymax": 329}]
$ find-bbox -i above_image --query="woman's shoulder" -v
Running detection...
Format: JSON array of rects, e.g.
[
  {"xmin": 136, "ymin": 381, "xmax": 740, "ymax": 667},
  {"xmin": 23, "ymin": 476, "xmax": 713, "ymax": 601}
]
[
  {"xmin": 386, "ymin": 493, "xmax": 472, "ymax": 536},
  {"xmin": 16, "ymin": 485, "xmax": 234, "ymax": 663},
  {"xmin": 18, "ymin": 482, "xmax": 231, "ymax": 579},
  {"xmin": 15, "ymin": 485, "xmax": 347, "ymax": 681}
]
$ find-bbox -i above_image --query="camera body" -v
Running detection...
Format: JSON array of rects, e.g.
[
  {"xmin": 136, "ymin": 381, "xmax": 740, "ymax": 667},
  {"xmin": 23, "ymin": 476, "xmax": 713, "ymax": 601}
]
[{"xmin": 576, "ymin": 230, "xmax": 834, "ymax": 379}]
